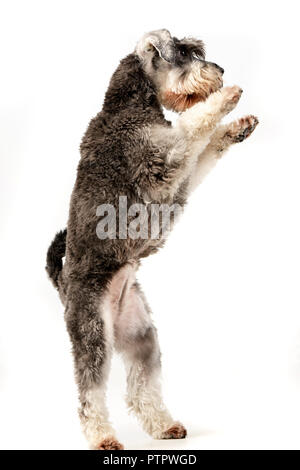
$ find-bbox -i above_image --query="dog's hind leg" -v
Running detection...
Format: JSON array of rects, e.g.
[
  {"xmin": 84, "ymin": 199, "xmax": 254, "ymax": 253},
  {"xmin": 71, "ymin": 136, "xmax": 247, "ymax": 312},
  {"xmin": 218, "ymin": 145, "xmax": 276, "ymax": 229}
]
[
  {"xmin": 65, "ymin": 278, "xmax": 123, "ymax": 450},
  {"xmin": 113, "ymin": 276, "xmax": 186, "ymax": 440}
]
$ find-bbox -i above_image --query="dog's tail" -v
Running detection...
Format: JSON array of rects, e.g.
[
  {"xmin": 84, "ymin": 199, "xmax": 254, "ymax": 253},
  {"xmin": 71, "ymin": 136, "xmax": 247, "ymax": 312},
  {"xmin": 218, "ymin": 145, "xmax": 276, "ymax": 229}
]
[{"xmin": 46, "ymin": 228, "xmax": 67, "ymax": 289}]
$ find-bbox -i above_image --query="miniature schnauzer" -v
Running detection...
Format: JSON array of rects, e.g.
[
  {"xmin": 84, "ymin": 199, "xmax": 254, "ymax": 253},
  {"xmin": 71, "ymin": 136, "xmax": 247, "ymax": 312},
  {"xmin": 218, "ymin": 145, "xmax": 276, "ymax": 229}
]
[{"xmin": 46, "ymin": 29, "xmax": 258, "ymax": 450}]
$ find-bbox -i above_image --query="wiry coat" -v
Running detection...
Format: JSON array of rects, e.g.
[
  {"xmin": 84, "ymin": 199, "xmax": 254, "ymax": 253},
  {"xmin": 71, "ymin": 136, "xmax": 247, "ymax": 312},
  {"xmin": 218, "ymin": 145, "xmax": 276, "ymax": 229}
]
[
  {"xmin": 46, "ymin": 29, "xmax": 258, "ymax": 450},
  {"xmin": 67, "ymin": 54, "xmax": 186, "ymax": 278}
]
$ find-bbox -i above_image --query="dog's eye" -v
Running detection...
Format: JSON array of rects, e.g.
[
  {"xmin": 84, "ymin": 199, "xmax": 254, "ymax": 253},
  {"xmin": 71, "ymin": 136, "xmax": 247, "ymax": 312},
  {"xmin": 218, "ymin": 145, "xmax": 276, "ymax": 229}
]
[{"xmin": 179, "ymin": 49, "xmax": 187, "ymax": 57}]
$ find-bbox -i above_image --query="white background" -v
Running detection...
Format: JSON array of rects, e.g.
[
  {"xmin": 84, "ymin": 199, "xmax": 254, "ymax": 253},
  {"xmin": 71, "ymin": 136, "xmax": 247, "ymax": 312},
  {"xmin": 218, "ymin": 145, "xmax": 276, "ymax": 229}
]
[{"xmin": 1, "ymin": 0, "xmax": 300, "ymax": 450}]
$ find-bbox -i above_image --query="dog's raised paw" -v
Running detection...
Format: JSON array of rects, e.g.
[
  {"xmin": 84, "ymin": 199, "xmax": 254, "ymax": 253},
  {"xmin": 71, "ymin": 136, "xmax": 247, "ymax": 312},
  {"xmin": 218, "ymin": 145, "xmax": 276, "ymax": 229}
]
[
  {"xmin": 161, "ymin": 422, "xmax": 187, "ymax": 439},
  {"xmin": 226, "ymin": 115, "xmax": 259, "ymax": 143},
  {"xmin": 96, "ymin": 436, "xmax": 124, "ymax": 450},
  {"xmin": 221, "ymin": 85, "xmax": 243, "ymax": 114}
]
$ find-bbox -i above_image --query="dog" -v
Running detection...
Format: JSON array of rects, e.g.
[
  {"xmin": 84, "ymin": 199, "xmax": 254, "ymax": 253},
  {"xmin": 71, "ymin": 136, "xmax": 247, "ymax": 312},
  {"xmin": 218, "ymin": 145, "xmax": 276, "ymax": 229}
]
[{"xmin": 46, "ymin": 29, "xmax": 258, "ymax": 450}]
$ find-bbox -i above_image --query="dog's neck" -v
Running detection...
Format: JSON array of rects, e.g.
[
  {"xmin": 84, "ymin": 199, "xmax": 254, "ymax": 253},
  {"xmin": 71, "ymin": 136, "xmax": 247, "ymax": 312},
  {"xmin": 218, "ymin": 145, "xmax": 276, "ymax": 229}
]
[{"xmin": 102, "ymin": 54, "xmax": 165, "ymax": 122}]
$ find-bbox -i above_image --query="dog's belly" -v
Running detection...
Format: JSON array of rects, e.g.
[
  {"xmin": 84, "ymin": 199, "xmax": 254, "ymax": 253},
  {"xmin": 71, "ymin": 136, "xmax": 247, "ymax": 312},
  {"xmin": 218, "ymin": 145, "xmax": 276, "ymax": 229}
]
[{"xmin": 102, "ymin": 262, "xmax": 151, "ymax": 347}]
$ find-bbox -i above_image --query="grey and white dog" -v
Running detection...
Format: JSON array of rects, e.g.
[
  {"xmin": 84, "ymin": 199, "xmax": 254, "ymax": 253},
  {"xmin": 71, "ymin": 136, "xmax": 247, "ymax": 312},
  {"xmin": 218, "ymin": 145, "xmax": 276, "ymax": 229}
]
[{"xmin": 46, "ymin": 29, "xmax": 258, "ymax": 450}]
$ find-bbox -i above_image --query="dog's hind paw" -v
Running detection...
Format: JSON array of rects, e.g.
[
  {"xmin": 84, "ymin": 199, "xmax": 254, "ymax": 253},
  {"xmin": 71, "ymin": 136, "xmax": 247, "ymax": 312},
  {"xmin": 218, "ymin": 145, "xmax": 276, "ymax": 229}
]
[
  {"xmin": 160, "ymin": 422, "xmax": 187, "ymax": 439},
  {"xmin": 226, "ymin": 115, "xmax": 259, "ymax": 143},
  {"xmin": 96, "ymin": 436, "xmax": 124, "ymax": 450}
]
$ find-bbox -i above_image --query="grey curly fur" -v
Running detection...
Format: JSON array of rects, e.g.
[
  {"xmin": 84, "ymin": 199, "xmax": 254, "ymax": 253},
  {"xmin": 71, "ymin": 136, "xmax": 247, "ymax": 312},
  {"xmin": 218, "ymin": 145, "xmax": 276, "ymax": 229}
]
[{"xmin": 46, "ymin": 29, "xmax": 258, "ymax": 449}]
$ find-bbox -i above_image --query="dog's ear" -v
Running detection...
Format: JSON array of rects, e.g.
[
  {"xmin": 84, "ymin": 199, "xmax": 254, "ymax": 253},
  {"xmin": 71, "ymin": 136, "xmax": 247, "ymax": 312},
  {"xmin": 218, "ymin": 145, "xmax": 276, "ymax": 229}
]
[{"xmin": 136, "ymin": 29, "xmax": 175, "ymax": 64}]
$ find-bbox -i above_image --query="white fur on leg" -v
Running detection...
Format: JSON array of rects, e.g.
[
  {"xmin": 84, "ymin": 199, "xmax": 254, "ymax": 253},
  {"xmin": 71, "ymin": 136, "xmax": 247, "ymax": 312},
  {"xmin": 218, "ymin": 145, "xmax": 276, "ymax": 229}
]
[
  {"xmin": 80, "ymin": 386, "xmax": 117, "ymax": 449},
  {"xmin": 125, "ymin": 362, "xmax": 174, "ymax": 438},
  {"xmin": 178, "ymin": 86, "xmax": 242, "ymax": 138},
  {"xmin": 187, "ymin": 114, "xmax": 258, "ymax": 194},
  {"xmin": 187, "ymin": 125, "xmax": 230, "ymax": 193},
  {"xmin": 78, "ymin": 298, "xmax": 118, "ymax": 449}
]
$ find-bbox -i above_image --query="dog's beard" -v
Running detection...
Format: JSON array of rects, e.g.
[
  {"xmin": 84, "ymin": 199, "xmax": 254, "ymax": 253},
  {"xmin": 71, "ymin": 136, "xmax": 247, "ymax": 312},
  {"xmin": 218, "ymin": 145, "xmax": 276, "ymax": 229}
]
[
  {"xmin": 160, "ymin": 64, "xmax": 223, "ymax": 112},
  {"xmin": 161, "ymin": 91, "xmax": 206, "ymax": 112}
]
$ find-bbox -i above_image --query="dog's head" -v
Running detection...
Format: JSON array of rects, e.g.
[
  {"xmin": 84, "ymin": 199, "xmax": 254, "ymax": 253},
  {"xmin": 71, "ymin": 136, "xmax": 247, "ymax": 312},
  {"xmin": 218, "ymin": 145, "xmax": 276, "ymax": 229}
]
[{"xmin": 136, "ymin": 29, "xmax": 224, "ymax": 112}]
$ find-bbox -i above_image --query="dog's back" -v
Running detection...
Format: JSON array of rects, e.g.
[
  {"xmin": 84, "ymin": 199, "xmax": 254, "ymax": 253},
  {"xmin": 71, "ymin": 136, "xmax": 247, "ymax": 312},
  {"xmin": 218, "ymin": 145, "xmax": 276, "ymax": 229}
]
[{"xmin": 48, "ymin": 53, "xmax": 183, "ymax": 293}]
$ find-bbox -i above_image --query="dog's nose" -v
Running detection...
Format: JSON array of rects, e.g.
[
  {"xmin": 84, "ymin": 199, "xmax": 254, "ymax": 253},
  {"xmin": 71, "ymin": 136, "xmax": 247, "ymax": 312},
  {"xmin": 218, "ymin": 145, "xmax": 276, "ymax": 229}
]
[
  {"xmin": 214, "ymin": 63, "xmax": 224, "ymax": 75},
  {"xmin": 204, "ymin": 61, "xmax": 224, "ymax": 75},
  {"xmin": 209, "ymin": 62, "xmax": 224, "ymax": 74}
]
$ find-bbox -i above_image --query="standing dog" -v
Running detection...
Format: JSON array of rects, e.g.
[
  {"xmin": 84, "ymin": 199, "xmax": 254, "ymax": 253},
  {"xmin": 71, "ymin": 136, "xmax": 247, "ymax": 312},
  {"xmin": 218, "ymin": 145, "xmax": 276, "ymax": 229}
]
[{"xmin": 46, "ymin": 29, "xmax": 258, "ymax": 450}]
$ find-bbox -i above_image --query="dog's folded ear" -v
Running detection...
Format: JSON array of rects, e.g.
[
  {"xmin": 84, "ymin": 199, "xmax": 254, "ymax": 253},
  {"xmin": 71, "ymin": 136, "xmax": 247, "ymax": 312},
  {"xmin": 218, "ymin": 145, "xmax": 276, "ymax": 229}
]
[{"xmin": 136, "ymin": 29, "xmax": 175, "ymax": 64}]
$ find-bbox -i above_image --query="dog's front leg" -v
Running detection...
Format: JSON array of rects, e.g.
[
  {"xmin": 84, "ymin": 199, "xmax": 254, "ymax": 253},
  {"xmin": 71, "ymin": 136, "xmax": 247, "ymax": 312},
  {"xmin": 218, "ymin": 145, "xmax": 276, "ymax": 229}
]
[
  {"xmin": 177, "ymin": 85, "xmax": 243, "ymax": 143},
  {"xmin": 136, "ymin": 86, "xmax": 242, "ymax": 202},
  {"xmin": 134, "ymin": 87, "xmax": 243, "ymax": 202},
  {"xmin": 187, "ymin": 115, "xmax": 259, "ymax": 193},
  {"xmin": 167, "ymin": 86, "xmax": 244, "ymax": 193}
]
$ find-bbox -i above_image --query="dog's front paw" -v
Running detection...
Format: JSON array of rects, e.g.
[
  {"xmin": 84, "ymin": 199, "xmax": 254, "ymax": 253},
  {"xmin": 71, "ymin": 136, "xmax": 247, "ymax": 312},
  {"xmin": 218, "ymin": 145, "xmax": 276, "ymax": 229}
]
[
  {"xmin": 226, "ymin": 115, "xmax": 259, "ymax": 143},
  {"xmin": 220, "ymin": 85, "xmax": 243, "ymax": 114}
]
